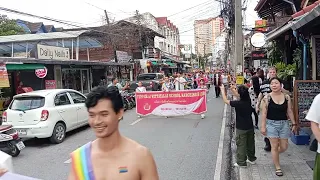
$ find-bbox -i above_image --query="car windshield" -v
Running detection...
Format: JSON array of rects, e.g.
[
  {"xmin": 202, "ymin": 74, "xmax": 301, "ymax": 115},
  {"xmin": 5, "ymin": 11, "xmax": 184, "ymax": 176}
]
[
  {"xmin": 137, "ymin": 74, "xmax": 157, "ymax": 80},
  {"xmin": 10, "ymin": 96, "xmax": 45, "ymax": 111}
]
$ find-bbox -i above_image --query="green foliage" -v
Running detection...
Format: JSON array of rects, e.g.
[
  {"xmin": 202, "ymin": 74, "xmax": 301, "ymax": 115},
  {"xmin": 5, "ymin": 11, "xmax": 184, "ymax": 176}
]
[
  {"xmin": 275, "ymin": 62, "xmax": 296, "ymax": 80},
  {"xmin": 0, "ymin": 15, "xmax": 24, "ymax": 36},
  {"xmin": 269, "ymin": 41, "xmax": 283, "ymax": 65},
  {"xmin": 292, "ymin": 48, "xmax": 302, "ymax": 69}
]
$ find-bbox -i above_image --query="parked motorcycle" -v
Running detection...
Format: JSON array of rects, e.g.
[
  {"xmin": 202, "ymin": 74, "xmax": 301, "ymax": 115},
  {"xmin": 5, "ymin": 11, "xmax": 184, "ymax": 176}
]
[
  {"xmin": 127, "ymin": 92, "xmax": 136, "ymax": 107},
  {"xmin": 121, "ymin": 91, "xmax": 133, "ymax": 110},
  {"xmin": 0, "ymin": 125, "xmax": 25, "ymax": 157}
]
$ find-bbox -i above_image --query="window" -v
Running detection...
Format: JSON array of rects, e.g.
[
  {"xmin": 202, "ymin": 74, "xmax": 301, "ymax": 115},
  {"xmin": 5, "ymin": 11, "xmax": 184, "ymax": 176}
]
[
  {"xmin": 137, "ymin": 74, "xmax": 157, "ymax": 80},
  {"xmin": 10, "ymin": 96, "xmax": 45, "ymax": 111},
  {"xmin": 68, "ymin": 92, "xmax": 86, "ymax": 104},
  {"xmin": 54, "ymin": 93, "xmax": 71, "ymax": 106}
]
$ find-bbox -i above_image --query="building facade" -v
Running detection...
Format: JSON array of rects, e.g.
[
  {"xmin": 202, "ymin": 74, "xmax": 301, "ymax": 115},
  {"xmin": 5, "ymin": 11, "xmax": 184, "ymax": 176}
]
[
  {"xmin": 194, "ymin": 17, "xmax": 224, "ymax": 56},
  {"xmin": 154, "ymin": 17, "xmax": 180, "ymax": 57}
]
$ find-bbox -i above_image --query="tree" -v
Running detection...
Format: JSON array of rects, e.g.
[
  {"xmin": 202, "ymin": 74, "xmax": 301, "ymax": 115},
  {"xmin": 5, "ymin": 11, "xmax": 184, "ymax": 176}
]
[{"xmin": 0, "ymin": 15, "xmax": 24, "ymax": 36}]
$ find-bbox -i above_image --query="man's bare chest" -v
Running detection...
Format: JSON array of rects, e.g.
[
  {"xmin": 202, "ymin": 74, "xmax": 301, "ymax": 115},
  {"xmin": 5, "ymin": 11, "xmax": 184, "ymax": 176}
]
[{"xmin": 92, "ymin": 155, "xmax": 140, "ymax": 180}]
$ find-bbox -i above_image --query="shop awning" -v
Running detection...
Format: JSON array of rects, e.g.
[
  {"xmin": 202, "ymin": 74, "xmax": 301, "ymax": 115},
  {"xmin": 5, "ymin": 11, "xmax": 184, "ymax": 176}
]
[
  {"xmin": 151, "ymin": 61, "xmax": 158, "ymax": 65},
  {"xmin": 166, "ymin": 62, "xmax": 177, "ymax": 68},
  {"xmin": 291, "ymin": 4, "xmax": 320, "ymax": 31},
  {"xmin": 6, "ymin": 63, "xmax": 45, "ymax": 70}
]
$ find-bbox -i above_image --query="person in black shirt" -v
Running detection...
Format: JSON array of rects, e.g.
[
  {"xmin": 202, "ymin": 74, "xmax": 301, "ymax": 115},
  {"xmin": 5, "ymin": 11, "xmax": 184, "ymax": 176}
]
[{"xmin": 221, "ymin": 84, "xmax": 256, "ymax": 167}]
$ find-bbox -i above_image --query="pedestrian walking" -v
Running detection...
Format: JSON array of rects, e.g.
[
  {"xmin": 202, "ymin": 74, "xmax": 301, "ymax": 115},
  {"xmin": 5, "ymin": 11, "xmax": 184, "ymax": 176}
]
[
  {"xmin": 213, "ymin": 71, "xmax": 222, "ymax": 98},
  {"xmin": 220, "ymin": 84, "xmax": 256, "ymax": 167},
  {"xmin": 249, "ymin": 76, "xmax": 260, "ymax": 129},
  {"xmin": 305, "ymin": 93, "xmax": 320, "ymax": 180},
  {"xmin": 260, "ymin": 77, "xmax": 297, "ymax": 176}
]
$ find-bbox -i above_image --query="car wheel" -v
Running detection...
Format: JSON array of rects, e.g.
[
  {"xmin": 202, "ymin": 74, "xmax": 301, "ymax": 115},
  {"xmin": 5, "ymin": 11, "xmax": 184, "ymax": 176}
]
[
  {"xmin": 7, "ymin": 142, "xmax": 20, "ymax": 157},
  {"xmin": 50, "ymin": 123, "xmax": 66, "ymax": 144}
]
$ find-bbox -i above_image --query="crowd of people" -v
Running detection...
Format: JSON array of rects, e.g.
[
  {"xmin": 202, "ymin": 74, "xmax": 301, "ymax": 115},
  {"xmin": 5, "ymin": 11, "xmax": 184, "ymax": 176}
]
[{"xmin": 221, "ymin": 66, "xmax": 299, "ymax": 177}]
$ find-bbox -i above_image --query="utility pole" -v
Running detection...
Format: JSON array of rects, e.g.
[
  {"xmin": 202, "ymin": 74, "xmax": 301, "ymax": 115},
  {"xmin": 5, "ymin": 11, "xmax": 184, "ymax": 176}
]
[
  {"xmin": 135, "ymin": 10, "xmax": 145, "ymax": 59},
  {"xmin": 234, "ymin": 0, "xmax": 243, "ymax": 76},
  {"xmin": 104, "ymin": 10, "xmax": 118, "ymax": 63},
  {"xmin": 104, "ymin": 10, "xmax": 110, "ymax": 25},
  {"xmin": 203, "ymin": 44, "xmax": 206, "ymax": 70}
]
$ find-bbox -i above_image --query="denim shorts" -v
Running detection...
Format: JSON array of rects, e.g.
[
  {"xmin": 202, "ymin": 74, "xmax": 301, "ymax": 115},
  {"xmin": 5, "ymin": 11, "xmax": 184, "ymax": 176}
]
[{"xmin": 266, "ymin": 119, "xmax": 290, "ymax": 139}]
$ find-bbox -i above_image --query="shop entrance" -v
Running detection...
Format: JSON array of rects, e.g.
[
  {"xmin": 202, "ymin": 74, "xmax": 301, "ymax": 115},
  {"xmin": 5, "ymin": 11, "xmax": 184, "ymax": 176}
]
[{"xmin": 62, "ymin": 68, "xmax": 91, "ymax": 94}]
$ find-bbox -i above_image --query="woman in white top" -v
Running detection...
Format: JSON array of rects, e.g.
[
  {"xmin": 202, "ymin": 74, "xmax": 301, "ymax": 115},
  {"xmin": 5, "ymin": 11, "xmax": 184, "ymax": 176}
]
[{"xmin": 135, "ymin": 81, "xmax": 146, "ymax": 92}]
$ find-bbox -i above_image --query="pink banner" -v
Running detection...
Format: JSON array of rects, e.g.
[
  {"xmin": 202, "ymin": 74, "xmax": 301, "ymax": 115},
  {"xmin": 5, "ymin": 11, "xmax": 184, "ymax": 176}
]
[{"xmin": 136, "ymin": 89, "xmax": 207, "ymax": 116}]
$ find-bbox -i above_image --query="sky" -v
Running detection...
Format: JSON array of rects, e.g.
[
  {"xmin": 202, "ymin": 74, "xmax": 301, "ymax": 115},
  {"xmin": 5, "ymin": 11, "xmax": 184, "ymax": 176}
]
[{"xmin": 0, "ymin": 0, "xmax": 259, "ymax": 47}]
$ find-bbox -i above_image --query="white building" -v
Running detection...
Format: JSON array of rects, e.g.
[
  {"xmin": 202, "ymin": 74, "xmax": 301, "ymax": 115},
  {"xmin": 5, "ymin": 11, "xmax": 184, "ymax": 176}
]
[
  {"xmin": 154, "ymin": 17, "xmax": 180, "ymax": 58},
  {"xmin": 125, "ymin": 13, "xmax": 180, "ymax": 59},
  {"xmin": 212, "ymin": 33, "xmax": 227, "ymax": 66}
]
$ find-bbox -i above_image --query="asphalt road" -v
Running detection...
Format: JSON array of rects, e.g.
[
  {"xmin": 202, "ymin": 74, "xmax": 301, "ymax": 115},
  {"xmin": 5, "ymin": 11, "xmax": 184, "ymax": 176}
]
[{"xmin": 12, "ymin": 89, "xmax": 225, "ymax": 180}]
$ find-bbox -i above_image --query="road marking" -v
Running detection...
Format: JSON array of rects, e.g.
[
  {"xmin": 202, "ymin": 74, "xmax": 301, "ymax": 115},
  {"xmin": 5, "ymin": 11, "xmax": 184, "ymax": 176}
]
[
  {"xmin": 130, "ymin": 118, "xmax": 143, "ymax": 126},
  {"xmin": 64, "ymin": 158, "xmax": 71, "ymax": 164},
  {"xmin": 214, "ymin": 104, "xmax": 227, "ymax": 180}
]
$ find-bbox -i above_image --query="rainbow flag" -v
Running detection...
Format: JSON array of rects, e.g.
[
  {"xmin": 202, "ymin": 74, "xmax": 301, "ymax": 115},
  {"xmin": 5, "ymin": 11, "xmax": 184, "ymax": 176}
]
[
  {"xmin": 118, "ymin": 166, "xmax": 128, "ymax": 173},
  {"xmin": 71, "ymin": 143, "xmax": 95, "ymax": 180}
]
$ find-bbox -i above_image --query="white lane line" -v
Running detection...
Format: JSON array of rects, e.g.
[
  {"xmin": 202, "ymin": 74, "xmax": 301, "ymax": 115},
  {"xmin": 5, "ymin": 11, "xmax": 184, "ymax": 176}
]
[
  {"xmin": 64, "ymin": 158, "xmax": 71, "ymax": 164},
  {"xmin": 214, "ymin": 104, "xmax": 227, "ymax": 180},
  {"xmin": 130, "ymin": 118, "xmax": 143, "ymax": 126}
]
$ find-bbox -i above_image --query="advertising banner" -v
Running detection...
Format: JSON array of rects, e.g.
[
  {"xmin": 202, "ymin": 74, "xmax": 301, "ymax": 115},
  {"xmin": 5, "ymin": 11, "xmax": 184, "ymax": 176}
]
[
  {"xmin": 136, "ymin": 89, "xmax": 207, "ymax": 116},
  {"xmin": 0, "ymin": 64, "xmax": 10, "ymax": 88}
]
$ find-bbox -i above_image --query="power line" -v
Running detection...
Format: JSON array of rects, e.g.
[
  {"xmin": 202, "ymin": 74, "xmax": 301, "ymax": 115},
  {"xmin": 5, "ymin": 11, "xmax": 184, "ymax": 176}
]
[{"xmin": 168, "ymin": 0, "xmax": 212, "ymax": 17}]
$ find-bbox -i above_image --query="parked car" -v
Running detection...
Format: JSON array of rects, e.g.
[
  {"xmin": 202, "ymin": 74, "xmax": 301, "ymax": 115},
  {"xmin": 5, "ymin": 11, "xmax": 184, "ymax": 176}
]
[
  {"xmin": 2, "ymin": 89, "xmax": 89, "ymax": 144},
  {"xmin": 129, "ymin": 73, "xmax": 164, "ymax": 92}
]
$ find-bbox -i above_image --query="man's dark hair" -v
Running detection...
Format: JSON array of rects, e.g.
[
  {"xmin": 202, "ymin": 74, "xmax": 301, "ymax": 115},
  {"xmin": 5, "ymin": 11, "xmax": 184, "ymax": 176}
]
[
  {"xmin": 85, "ymin": 86, "xmax": 123, "ymax": 114},
  {"xmin": 111, "ymin": 77, "xmax": 117, "ymax": 83},
  {"xmin": 237, "ymin": 85, "xmax": 250, "ymax": 101}
]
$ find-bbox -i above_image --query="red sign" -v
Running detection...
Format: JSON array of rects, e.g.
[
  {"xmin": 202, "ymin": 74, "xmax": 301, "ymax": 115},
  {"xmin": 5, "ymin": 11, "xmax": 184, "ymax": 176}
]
[
  {"xmin": 45, "ymin": 80, "xmax": 56, "ymax": 89},
  {"xmin": 35, "ymin": 67, "xmax": 47, "ymax": 78},
  {"xmin": 136, "ymin": 89, "xmax": 207, "ymax": 116},
  {"xmin": 22, "ymin": 87, "xmax": 33, "ymax": 93}
]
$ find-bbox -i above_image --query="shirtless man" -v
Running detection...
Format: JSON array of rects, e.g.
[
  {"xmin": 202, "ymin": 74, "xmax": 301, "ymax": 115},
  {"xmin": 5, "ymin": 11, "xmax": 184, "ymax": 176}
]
[{"xmin": 68, "ymin": 86, "xmax": 159, "ymax": 180}]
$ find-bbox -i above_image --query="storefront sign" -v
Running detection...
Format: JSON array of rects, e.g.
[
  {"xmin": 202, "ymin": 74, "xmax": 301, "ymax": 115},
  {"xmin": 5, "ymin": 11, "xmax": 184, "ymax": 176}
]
[
  {"xmin": 255, "ymin": 20, "xmax": 267, "ymax": 32},
  {"xmin": 136, "ymin": 89, "xmax": 207, "ymax": 116},
  {"xmin": 116, "ymin": 51, "xmax": 130, "ymax": 63},
  {"xmin": 35, "ymin": 67, "xmax": 47, "ymax": 78},
  {"xmin": 250, "ymin": 33, "xmax": 266, "ymax": 48},
  {"xmin": 0, "ymin": 64, "xmax": 10, "ymax": 88},
  {"xmin": 251, "ymin": 50, "xmax": 267, "ymax": 60},
  {"xmin": 236, "ymin": 76, "xmax": 244, "ymax": 85},
  {"xmin": 45, "ymin": 80, "xmax": 56, "ymax": 89},
  {"xmin": 37, "ymin": 44, "xmax": 70, "ymax": 60}
]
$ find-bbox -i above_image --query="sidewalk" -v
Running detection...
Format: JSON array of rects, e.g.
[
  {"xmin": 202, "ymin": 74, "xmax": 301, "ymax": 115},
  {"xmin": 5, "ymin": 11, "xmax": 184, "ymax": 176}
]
[{"xmin": 238, "ymin": 129, "xmax": 315, "ymax": 180}]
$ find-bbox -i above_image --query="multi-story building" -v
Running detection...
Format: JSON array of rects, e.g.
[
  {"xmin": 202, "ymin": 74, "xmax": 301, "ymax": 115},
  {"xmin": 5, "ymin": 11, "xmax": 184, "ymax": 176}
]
[
  {"xmin": 155, "ymin": 17, "xmax": 180, "ymax": 58},
  {"xmin": 194, "ymin": 17, "xmax": 224, "ymax": 56}
]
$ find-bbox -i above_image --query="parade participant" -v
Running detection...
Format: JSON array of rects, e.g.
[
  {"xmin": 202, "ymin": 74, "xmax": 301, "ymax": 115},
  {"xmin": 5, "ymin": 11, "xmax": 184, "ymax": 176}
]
[
  {"xmin": 68, "ymin": 86, "xmax": 159, "ymax": 180},
  {"xmin": 260, "ymin": 77, "xmax": 297, "ymax": 176},
  {"xmin": 162, "ymin": 77, "xmax": 173, "ymax": 92},
  {"xmin": 136, "ymin": 81, "xmax": 146, "ymax": 92},
  {"xmin": 220, "ymin": 84, "xmax": 256, "ymax": 167},
  {"xmin": 198, "ymin": 78, "xmax": 208, "ymax": 91},
  {"xmin": 174, "ymin": 73, "xmax": 187, "ymax": 90},
  {"xmin": 213, "ymin": 71, "xmax": 222, "ymax": 98}
]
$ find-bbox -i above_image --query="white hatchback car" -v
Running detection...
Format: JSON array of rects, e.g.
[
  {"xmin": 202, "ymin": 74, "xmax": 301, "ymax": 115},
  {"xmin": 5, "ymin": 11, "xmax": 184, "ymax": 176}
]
[{"xmin": 2, "ymin": 89, "xmax": 89, "ymax": 144}]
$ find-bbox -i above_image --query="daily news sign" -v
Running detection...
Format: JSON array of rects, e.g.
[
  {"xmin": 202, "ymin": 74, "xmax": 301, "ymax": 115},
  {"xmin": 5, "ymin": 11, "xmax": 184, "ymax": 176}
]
[{"xmin": 37, "ymin": 44, "xmax": 70, "ymax": 60}]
